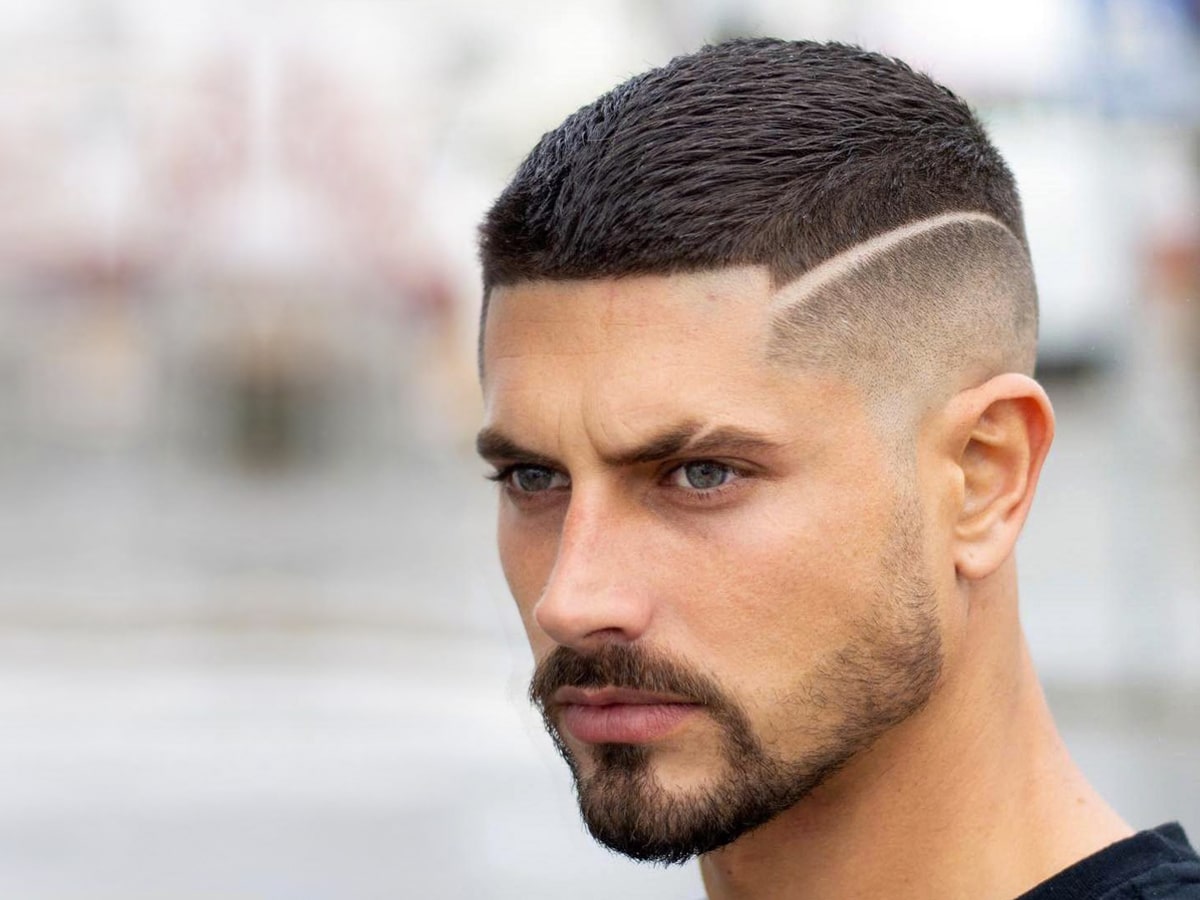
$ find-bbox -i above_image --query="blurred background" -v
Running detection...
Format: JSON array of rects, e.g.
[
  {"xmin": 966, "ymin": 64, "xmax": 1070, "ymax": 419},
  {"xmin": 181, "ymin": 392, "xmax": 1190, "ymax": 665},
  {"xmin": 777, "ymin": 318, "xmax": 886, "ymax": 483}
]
[{"xmin": 0, "ymin": 0, "xmax": 1197, "ymax": 896}]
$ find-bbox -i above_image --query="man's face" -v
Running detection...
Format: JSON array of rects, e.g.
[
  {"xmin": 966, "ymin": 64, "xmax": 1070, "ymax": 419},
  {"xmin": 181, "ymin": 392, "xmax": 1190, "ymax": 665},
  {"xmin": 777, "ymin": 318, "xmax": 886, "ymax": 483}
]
[{"xmin": 478, "ymin": 268, "xmax": 946, "ymax": 863}]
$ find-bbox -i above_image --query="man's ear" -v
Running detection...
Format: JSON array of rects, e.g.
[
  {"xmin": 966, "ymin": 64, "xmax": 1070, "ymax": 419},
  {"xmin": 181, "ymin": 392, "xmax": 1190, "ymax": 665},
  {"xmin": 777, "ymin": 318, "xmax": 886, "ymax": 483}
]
[{"xmin": 943, "ymin": 373, "xmax": 1055, "ymax": 581}]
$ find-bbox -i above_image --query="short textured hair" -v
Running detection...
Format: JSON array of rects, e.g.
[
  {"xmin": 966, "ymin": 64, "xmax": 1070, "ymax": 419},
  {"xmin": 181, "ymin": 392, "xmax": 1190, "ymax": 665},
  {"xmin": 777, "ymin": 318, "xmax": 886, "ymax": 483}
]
[
  {"xmin": 478, "ymin": 37, "xmax": 1037, "ymax": 406},
  {"xmin": 481, "ymin": 38, "xmax": 1027, "ymax": 290}
]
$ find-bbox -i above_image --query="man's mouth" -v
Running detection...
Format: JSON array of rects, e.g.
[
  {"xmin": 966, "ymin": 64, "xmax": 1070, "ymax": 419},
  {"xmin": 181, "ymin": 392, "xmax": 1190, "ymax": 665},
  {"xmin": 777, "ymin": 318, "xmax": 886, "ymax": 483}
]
[{"xmin": 552, "ymin": 687, "xmax": 701, "ymax": 744}]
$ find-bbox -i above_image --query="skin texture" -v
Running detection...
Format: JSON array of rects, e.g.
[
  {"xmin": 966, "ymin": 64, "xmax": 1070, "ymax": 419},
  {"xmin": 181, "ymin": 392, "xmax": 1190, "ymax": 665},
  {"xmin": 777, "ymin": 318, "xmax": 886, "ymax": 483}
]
[{"xmin": 478, "ymin": 266, "xmax": 1131, "ymax": 899}]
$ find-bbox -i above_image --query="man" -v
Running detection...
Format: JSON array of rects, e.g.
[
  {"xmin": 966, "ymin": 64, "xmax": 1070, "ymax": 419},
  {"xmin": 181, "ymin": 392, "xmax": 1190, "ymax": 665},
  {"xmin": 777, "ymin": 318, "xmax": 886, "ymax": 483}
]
[{"xmin": 474, "ymin": 38, "xmax": 1200, "ymax": 898}]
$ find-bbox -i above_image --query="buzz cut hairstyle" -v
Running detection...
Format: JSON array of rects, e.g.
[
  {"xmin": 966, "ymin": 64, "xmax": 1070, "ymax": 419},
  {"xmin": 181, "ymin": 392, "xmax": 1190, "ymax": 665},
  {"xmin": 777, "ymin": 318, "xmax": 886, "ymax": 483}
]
[{"xmin": 478, "ymin": 37, "xmax": 1038, "ymax": 414}]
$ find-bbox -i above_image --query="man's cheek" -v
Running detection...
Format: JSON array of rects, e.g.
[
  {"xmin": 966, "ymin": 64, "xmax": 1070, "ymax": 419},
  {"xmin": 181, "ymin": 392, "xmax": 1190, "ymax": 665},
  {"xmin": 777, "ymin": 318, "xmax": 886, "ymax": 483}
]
[{"xmin": 498, "ymin": 529, "xmax": 556, "ymax": 635}]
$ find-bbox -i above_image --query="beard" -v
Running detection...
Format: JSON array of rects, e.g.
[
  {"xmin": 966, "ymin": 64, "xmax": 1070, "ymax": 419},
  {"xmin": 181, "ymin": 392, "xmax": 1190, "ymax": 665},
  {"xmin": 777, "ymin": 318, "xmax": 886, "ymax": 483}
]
[{"xmin": 527, "ymin": 498, "xmax": 942, "ymax": 865}]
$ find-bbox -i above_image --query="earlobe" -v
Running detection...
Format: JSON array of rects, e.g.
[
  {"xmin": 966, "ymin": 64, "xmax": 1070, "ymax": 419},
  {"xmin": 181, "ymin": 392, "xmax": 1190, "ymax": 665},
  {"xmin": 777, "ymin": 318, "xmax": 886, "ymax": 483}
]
[{"xmin": 950, "ymin": 374, "xmax": 1054, "ymax": 581}]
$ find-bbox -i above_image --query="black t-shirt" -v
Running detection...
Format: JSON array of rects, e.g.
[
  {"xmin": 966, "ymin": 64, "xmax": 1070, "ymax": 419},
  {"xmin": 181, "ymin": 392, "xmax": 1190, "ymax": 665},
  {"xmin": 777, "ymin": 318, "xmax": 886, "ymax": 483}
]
[{"xmin": 1017, "ymin": 823, "xmax": 1200, "ymax": 899}]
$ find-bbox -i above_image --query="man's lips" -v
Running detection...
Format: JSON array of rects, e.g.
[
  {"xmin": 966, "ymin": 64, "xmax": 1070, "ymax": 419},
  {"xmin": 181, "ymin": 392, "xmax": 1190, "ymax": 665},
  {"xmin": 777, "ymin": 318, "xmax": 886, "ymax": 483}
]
[{"xmin": 552, "ymin": 687, "xmax": 701, "ymax": 744}]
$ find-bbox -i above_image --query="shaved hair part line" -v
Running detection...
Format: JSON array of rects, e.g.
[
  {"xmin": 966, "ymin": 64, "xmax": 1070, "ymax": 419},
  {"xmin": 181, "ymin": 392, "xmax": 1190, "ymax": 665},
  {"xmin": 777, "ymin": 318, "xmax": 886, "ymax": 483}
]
[
  {"xmin": 764, "ymin": 212, "xmax": 1026, "ymax": 308},
  {"xmin": 766, "ymin": 213, "xmax": 1039, "ymax": 437}
]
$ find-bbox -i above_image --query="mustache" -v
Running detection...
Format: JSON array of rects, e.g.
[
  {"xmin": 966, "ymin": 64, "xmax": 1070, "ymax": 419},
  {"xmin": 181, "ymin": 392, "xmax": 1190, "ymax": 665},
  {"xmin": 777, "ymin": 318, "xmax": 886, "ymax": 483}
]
[{"xmin": 529, "ymin": 643, "xmax": 727, "ymax": 712}]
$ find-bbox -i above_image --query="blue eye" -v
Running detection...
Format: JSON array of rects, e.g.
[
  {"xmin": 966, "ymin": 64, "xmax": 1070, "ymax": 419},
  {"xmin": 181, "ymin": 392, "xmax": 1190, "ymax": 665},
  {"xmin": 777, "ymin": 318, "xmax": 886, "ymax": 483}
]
[
  {"xmin": 508, "ymin": 465, "xmax": 569, "ymax": 493},
  {"xmin": 672, "ymin": 461, "xmax": 735, "ymax": 490}
]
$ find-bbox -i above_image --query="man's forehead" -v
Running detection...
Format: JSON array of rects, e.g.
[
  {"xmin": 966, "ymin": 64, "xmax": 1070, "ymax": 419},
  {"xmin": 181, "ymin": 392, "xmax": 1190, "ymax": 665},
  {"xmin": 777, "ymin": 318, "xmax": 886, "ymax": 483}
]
[
  {"xmin": 479, "ymin": 269, "xmax": 867, "ymax": 467},
  {"xmin": 481, "ymin": 268, "xmax": 776, "ymax": 401},
  {"xmin": 484, "ymin": 267, "xmax": 773, "ymax": 339}
]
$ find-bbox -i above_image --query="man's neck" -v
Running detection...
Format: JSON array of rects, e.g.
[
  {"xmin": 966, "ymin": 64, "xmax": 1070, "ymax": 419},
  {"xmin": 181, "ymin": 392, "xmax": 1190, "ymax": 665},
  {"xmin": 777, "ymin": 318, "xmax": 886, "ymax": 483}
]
[{"xmin": 699, "ymin": 578, "xmax": 1131, "ymax": 900}]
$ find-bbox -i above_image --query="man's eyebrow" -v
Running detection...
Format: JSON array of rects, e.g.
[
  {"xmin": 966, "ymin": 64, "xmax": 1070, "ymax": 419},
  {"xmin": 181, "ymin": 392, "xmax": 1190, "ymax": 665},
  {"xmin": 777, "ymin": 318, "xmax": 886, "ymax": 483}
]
[
  {"xmin": 475, "ymin": 428, "xmax": 560, "ymax": 468},
  {"xmin": 603, "ymin": 424, "xmax": 784, "ymax": 466},
  {"xmin": 475, "ymin": 422, "xmax": 783, "ymax": 468}
]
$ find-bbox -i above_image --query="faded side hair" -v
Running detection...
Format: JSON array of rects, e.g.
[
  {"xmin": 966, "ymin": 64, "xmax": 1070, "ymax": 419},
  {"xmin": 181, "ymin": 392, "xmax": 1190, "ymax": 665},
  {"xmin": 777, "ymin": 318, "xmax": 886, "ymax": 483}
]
[{"xmin": 768, "ymin": 213, "xmax": 1037, "ymax": 428}]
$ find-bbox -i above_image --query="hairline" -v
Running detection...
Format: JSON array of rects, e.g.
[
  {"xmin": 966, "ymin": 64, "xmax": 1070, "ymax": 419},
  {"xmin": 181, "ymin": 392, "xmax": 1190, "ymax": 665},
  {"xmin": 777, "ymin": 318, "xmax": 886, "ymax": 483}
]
[{"xmin": 479, "ymin": 212, "xmax": 1031, "ymax": 381}]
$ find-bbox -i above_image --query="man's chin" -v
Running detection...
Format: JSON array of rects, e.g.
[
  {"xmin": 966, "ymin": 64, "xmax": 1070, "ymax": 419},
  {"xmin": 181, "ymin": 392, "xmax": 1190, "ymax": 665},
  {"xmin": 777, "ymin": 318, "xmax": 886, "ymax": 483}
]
[
  {"xmin": 573, "ymin": 749, "xmax": 716, "ymax": 865},
  {"xmin": 563, "ymin": 722, "xmax": 877, "ymax": 865},
  {"xmin": 564, "ymin": 739, "xmax": 781, "ymax": 865}
]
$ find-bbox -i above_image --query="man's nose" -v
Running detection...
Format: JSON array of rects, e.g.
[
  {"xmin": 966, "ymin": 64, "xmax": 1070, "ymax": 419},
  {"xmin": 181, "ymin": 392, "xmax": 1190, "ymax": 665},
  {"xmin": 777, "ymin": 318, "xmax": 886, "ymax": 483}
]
[{"xmin": 533, "ymin": 493, "xmax": 655, "ymax": 650}]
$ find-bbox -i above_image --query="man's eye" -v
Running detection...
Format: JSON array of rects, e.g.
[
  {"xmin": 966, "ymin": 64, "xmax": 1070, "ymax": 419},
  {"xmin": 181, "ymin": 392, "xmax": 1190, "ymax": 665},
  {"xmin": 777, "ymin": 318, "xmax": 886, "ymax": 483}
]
[
  {"xmin": 508, "ymin": 465, "xmax": 569, "ymax": 493},
  {"xmin": 670, "ymin": 460, "xmax": 736, "ymax": 490}
]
